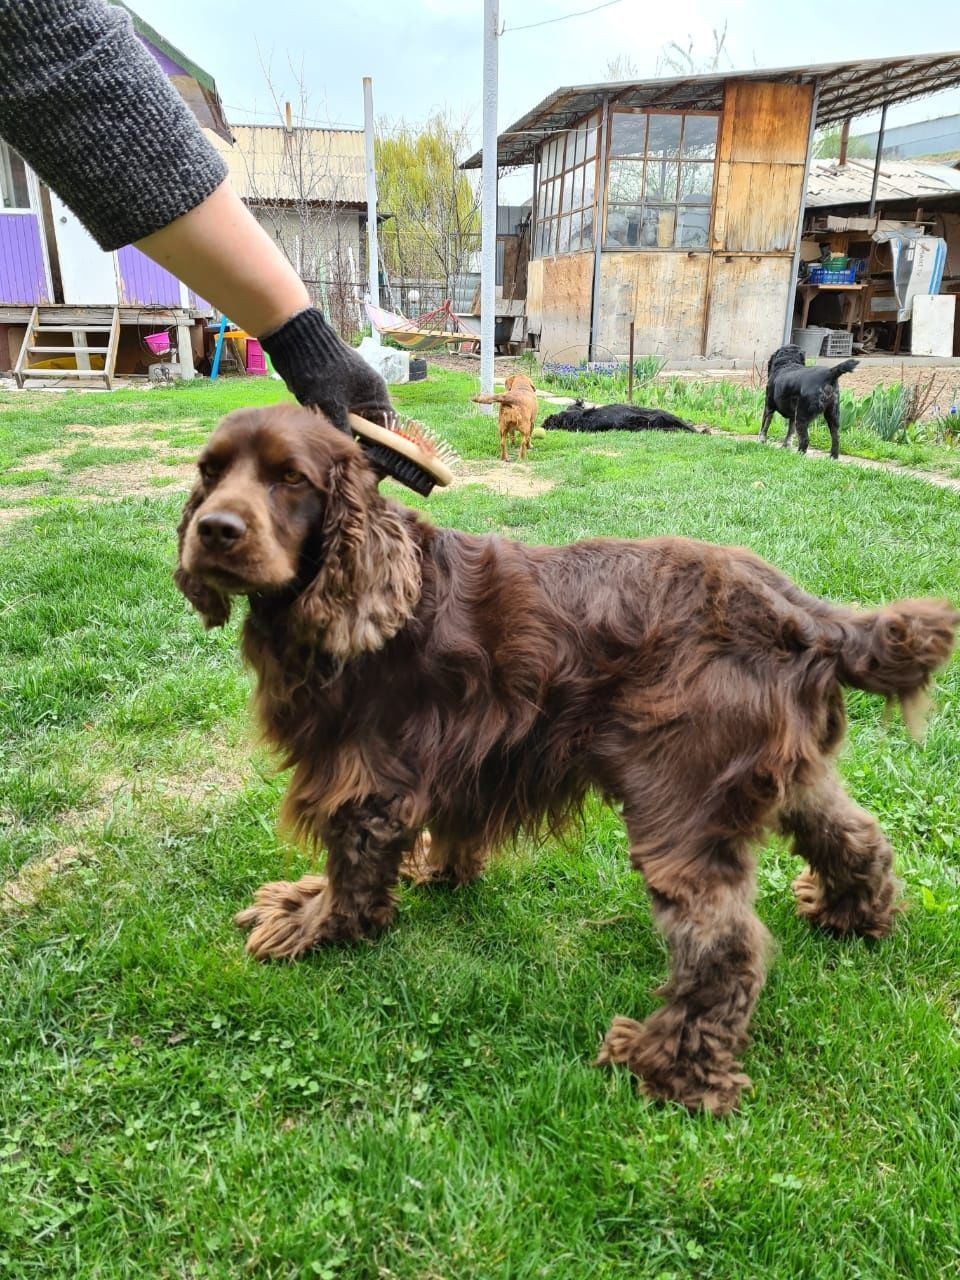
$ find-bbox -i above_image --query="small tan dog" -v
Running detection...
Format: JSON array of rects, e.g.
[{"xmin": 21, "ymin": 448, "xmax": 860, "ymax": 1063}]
[{"xmin": 473, "ymin": 373, "xmax": 539, "ymax": 460}]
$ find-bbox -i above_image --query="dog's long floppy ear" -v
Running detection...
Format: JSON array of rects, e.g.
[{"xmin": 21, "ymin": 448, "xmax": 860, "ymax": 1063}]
[
  {"xmin": 173, "ymin": 483, "xmax": 231, "ymax": 629},
  {"xmin": 293, "ymin": 453, "xmax": 421, "ymax": 660}
]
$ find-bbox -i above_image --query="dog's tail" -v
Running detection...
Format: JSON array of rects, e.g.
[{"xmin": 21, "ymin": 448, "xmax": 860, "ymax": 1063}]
[
  {"xmin": 472, "ymin": 392, "xmax": 526, "ymax": 408},
  {"xmin": 833, "ymin": 599, "xmax": 959, "ymax": 734},
  {"xmin": 826, "ymin": 358, "xmax": 859, "ymax": 381}
]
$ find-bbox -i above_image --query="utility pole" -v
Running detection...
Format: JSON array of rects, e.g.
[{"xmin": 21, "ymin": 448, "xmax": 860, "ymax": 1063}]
[
  {"xmin": 479, "ymin": 0, "xmax": 499, "ymax": 411},
  {"xmin": 363, "ymin": 76, "xmax": 380, "ymax": 343}
]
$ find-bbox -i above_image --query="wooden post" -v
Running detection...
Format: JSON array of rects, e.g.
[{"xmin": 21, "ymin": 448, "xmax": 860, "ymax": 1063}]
[
  {"xmin": 838, "ymin": 118, "xmax": 850, "ymax": 166},
  {"xmin": 627, "ymin": 321, "xmax": 635, "ymax": 403}
]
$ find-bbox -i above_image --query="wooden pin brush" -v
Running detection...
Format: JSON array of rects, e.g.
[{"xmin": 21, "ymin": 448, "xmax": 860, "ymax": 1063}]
[{"xmin": 347, "ymin": 412, "xmax": 456, "ymax": 496}]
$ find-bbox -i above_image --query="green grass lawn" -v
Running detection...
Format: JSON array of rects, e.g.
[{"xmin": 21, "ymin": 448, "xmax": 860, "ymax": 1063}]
[{"xmin": 1, "ymin": 372, "xmax": 959, "ymax": 1279}]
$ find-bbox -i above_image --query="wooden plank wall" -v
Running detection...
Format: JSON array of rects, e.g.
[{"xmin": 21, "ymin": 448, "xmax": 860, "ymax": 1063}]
[
  {"xmin": 704, "ymin": 257, "xmax": 795, "ymax": 360},
  {"xmin": 535, "ymin": 253, "xmax": 594, "ymax": 361},
  {"xmin": 588, "ymin": 79, "xmax": 814, "ymax": 360},
  {"xmin": 700, "ymin": 80, "xmax": 813, "ymax": 358},
  {"xmin": 597, "ymin": 253, "xmax": 709, "ymax": 359},
  {"xmin": 526, "ymin": 259, "xmax": 544, "ymax": 335}
]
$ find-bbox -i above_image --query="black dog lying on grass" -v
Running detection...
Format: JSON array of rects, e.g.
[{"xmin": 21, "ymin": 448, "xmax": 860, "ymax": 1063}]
[
  {"xmin": 542, "ymin": 401, "xmax": 710, "ymax": 434},
  {"xmin": 759, "ymin": 344, "xmax": 859, "ymax": 459}
]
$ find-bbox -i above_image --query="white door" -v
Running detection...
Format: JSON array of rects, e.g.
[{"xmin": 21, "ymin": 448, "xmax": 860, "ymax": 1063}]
[{"xmin": 49, "ymin": 191, "xmax": 119, "ymax": 304}]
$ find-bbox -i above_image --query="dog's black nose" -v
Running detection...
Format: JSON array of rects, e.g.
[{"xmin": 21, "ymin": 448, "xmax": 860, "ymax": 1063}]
[{"xmin": 197, "ymin": 511, "xmax": 247, "ymax": 550}]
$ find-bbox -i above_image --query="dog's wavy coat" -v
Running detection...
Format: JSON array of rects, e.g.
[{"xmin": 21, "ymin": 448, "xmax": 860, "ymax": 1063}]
[{"xmin": 177, "ymin": 404, "xmax": 958, "ymax": 1114}]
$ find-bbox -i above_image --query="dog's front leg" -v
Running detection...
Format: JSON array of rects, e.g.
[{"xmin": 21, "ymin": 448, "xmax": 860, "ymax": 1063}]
[
  {"xmin": 598, "ymin": 840, "xmax": 769, "ymax": 1116},
  {"xmin": 235, "ymin": 796, "xmax": 416, "ymax": 959}
]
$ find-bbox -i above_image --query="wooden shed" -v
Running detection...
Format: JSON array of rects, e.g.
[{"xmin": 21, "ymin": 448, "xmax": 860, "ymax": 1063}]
[{"xmin": 463, "ymin": 52, "xmax": 960, "ymax": 363}]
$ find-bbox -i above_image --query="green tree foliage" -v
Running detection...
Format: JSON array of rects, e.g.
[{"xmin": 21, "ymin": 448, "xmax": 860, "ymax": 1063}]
[
  {"xmin": 813, "ymin": 128, "xmax": 874, "ymax": 159},
  {"xmin": 376, "ymin": 113, "xmax": 481, "ymax": 288}
]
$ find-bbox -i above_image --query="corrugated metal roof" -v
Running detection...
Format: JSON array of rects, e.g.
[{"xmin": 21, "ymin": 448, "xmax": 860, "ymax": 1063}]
[
  {"xmin": 206, "ymin": 125, "xmax": 367, "ymax": 205},
  {"xmin": 463, "ymin": 51, "xmax": 960, "ymax": 169},
  {"xmin": 806, "ymin": 158, "xmax": 960, "ymax": 206}
]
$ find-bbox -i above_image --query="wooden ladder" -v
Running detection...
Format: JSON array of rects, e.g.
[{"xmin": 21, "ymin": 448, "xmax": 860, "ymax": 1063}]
[{"xmin": 14, "ymin": 306, "xmax": 120, "ymax": 389}]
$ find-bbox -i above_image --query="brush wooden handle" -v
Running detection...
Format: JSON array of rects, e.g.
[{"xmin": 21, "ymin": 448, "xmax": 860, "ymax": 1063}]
[{"xmin": 347, "ymin": 412, "xmax": 455, "ymax": 487}]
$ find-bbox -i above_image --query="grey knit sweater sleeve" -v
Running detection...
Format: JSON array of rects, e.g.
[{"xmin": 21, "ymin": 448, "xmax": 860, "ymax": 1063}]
[{"xmin": 0, "ymin": 0, "xmax": 228, "ymax": 250}]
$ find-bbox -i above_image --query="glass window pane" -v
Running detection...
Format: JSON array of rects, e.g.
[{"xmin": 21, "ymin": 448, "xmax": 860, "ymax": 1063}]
[
  {"xmin": 0, "ymin": 142, "xmax": 31, "ymax": 210},
  {"xmin": 570, "ymin": 212, "xmax": 582, "ymax": 253},
  {"xmin": 646, "ymin": 114, "xmax": 682, "ymax": 159},
  {"xmin": 561, "ymin": 173, "xmax": 574, "ymax": 216},
  {"xmin": 610, "ymin": 112, "xmax": 646, "ymax": 157},
  {"xmin": 607, "ymin": 157, "xmax": 644, "ymax": 204},
  {"xmin": 679, "ymin": 161, "xmax": 714, "ymax": 203},
  {"xmin": 550, "ymin": 180, "xmax": 560, "ymax": 217},
  {"xmin": 675, "ymin": 204, "xmax": 711, "ymax": 248},
  {"xmin": 558, "ymin": 215, "xmax": 572, "ymax": 255},
  {"xmin": 604, "ymin": 204, "xmax": 642, "ymax": 249},
  {"xmin": 575, "ymin": 124, "xmax": 586, "ymax": 167},
  {"xmin": 584, "ymin": 114, "xmax": 598, "ymax": 158},
  {"xmin": 573, "ymin": 165, "xmax": 585, "ymax": 211},
  {"xmin": 681, "ymin": 115, "xmax": 718, "ymax": 159},
  {"xmin": 537, "ymin": 182, "xmax": 547, "ymax": 219},
  {"xmin": 582, "ymin": 205, "xmax": 594, "ymax": 250},
  {"xmin": 644, "ymin": 160, "xmax": 679, "ymax": 203},
  {"xmin": 583, "ymin": 159, "xmax": 596, "ymax": 213},
  {"xmin": 640, "ymin": 204, "xmax": 676, "ymax": 247}
]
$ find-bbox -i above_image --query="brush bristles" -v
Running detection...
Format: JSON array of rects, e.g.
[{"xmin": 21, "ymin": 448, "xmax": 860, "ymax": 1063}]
[{"xmin": 347, "ymin": 411, "xmax": 457, "ymax": 491}]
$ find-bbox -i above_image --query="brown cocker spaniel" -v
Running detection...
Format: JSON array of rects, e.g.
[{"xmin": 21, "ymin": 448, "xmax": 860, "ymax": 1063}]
[{"xmin": 176, "ymin": 404, "xmax": 958, "ymax": 1115}]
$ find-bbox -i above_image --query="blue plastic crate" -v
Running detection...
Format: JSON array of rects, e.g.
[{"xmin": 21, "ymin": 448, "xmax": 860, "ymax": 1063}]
[{"xmin": 808, "ymin": 266, "xmax": 857, "ymax": 285}]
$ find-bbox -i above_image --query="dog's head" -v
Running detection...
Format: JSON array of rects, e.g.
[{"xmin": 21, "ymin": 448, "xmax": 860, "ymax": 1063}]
[
  {"xmin": 767, "ymin": 345, "xmax": 806, "ymax": 376},
  {"xmin": 175, "ymin": 404, "xmax": 421, "ymax": 658},
  {"xmin": 505, "ymin": 373, "xmax": 535, "ymax": 393},
  {"xmin": 541, "ymin": 399, "xmax": 585, "ymax": 431}
]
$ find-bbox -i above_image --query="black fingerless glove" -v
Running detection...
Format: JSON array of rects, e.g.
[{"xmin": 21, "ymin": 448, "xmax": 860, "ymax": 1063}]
[{"xmin": 259, "ymin": 307, "xmax": 394, "ymax": 432}]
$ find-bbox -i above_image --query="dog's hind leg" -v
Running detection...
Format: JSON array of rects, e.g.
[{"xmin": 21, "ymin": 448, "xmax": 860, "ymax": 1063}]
[
  {"xmin": 795, "ymin": 416, "xmax": 812, "ymax": 455},
  {"xmin": 824, "ymin": 399, "xmax": 841, "ymax": 459},
  {"xmin": 235, "ymin": 795, "xmax": 418, "ymax": 958},
  {"xmin": 758, "ymin": 397, "xmax": 775, "ymax": 443},
  {"xmin": 598, "ymin": 824, "xmax": 770, "ymax": 1116},
  {"xmin": 780, "ymin": 767, "xmax": 901, "ymax": 939},
  {"xmin": 398, "ymin": 828, "xmax": 490, "ymax": 887},
  {"xmin": 781, "ymin": 417, "xmax": 796, "ymax": 449}
]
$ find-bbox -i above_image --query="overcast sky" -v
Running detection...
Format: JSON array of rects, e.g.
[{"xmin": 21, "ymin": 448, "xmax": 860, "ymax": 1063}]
[{"xmin": 147, "ymin": 0, "xmax": 960, "ymax": 163}]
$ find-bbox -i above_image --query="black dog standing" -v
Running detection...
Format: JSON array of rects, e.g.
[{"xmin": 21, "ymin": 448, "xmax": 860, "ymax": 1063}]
[{"xmin": 759, "ymin": 345, "xmax": 859, "ymax": 459}]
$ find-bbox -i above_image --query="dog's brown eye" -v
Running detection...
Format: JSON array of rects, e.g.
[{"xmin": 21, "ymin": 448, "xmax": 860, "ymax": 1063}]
[
  {"xmin": 282, "ymin": 469, "xmax": 305, "ymax": 486},
  {"xmin": 199, "ymin": 462, "xmax": 220, "ymax": 484}
]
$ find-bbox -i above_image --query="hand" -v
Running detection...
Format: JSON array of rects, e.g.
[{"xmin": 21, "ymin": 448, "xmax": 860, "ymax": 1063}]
[{"xmin": 259, "ymin": 307, "xmax": 395, "ymax": 432}]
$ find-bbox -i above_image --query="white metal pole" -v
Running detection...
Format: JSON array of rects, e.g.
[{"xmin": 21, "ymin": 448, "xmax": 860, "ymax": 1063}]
[
  {"xmin": 479, "ymin": 0, "xmax": 499, "ymax": 411},
  {"xmin": 363, "ymin": 76, "xmax": 380, "ymax": 345}
]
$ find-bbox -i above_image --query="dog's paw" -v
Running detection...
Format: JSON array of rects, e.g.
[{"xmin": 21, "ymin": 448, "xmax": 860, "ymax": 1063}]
[
  {"xmin": 234, "ymin": 874, "xmax": 341, "ymax": 960},
  {"xmin": 597, "ymin": 1014, "xmax": 750, "ymax": 1116},
  {"xmin": 398, "ymin": 832, "xmax": 444, "ymax": 886},
  {"xmin": 792, "ymin": 869, "xmax": 901, "ymax": 939}
]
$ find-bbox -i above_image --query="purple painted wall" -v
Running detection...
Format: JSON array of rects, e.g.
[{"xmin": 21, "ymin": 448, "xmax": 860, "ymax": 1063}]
[
  {"xmin": 117, "ymin": 245, "xmax": 182, "ymax": 306},
  {"xmin": 0, "ymin": 215, "xmax": 49, "ymax": 304},
  {"xmin": 138, "ymin": 37, "xmax": 184, "ymax": 78}
]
